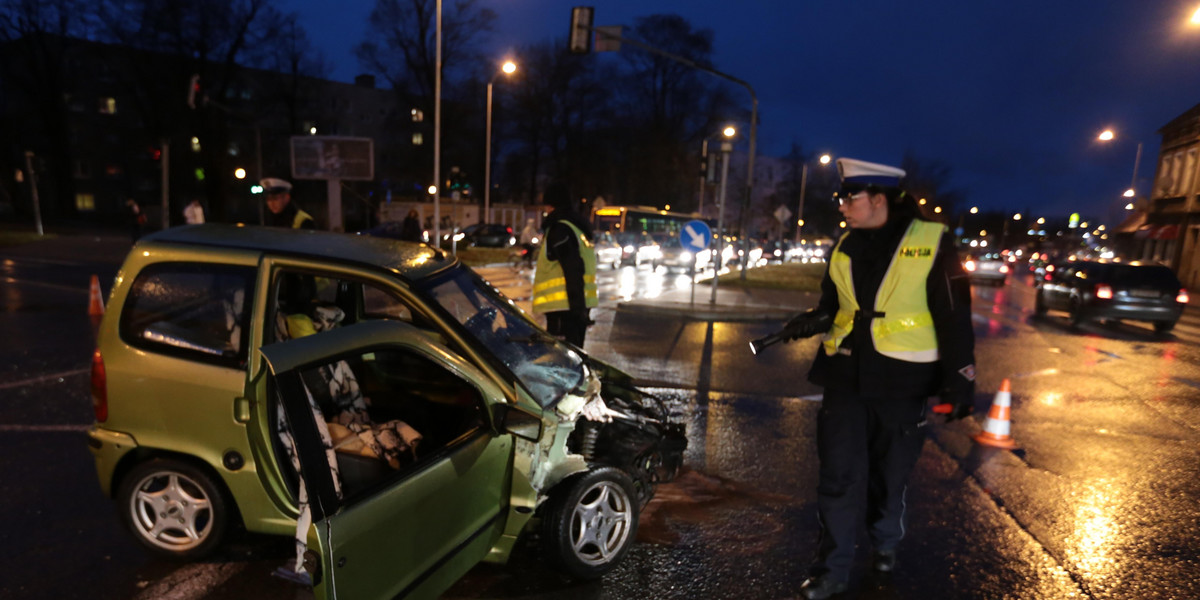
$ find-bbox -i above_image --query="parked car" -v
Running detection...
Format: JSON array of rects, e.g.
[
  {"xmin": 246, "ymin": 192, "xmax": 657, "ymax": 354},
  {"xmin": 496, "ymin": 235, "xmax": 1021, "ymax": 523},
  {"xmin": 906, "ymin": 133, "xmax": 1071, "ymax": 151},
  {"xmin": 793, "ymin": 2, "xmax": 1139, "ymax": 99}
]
[
  {"xmin": 1034, "ymin": 260, "xmax": 1189, "ymax": 333},
  {"xmin": 88, "ymin": 225, "xmax": 686, "ymax": 599},
  {"xmin": 654, "ymin": 236, "xmax": 711, "ymax": 273},
  {"xmin": 963, "ymin": 252, "xmax": 1009, "ymax": 286},
  {"xmin": 592, "ymin": 231, "xmax": 624, "ymax": 269},
  {"xmin": 357, "ymin": 221, "xmax": 428, "ymax": 243}
]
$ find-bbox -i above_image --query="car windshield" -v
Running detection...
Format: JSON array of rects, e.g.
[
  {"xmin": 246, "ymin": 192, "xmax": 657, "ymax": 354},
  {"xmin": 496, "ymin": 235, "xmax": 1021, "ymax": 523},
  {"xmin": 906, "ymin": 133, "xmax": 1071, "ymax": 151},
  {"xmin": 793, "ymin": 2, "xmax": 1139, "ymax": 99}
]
[{"xmin": 417, "ymin": 267, "xmax": 584, "ymax": 408}]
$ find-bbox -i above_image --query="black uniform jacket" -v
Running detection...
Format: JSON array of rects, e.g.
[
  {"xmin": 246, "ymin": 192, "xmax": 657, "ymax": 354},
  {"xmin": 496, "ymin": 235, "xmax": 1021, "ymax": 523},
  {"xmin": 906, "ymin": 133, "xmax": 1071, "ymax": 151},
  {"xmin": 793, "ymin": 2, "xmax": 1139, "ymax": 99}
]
[{"xmin": 807, "ymin": 216, "xmax": 975, "ymax": 402}]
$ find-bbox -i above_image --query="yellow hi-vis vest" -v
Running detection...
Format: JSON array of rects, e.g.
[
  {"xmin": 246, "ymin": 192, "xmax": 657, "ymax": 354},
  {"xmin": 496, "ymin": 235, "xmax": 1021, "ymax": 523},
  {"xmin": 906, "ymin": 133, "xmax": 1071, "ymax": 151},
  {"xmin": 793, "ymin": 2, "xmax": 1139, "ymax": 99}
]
[
  {"xmin": 533, "ymin": 220, "xmax": 598, "ymax": 314},
  {"xmin": 823, "ymin": 219, "xmax": 944, "ymax": 363}
]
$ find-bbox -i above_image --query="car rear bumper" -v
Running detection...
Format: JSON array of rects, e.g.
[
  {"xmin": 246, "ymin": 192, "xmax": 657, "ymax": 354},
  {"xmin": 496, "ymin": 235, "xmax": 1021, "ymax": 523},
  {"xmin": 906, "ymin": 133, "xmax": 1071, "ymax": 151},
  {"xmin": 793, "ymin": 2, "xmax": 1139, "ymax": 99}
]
[
  {"xmin": 1082, "ymin": 303, "xmax": 1184, "ymax": 323},
  {"xmin": 87, "ymin": 425, "xmax": 138, "ymax": 497}
]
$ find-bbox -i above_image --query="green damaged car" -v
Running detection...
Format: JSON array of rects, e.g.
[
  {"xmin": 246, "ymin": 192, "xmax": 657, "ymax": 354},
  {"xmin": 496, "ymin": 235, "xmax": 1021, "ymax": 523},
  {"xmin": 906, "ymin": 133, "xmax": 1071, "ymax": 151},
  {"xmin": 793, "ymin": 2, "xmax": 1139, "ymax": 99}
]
[{"xmin": 87, "ymin": 224, "xmax": 686, "ymax": 599}]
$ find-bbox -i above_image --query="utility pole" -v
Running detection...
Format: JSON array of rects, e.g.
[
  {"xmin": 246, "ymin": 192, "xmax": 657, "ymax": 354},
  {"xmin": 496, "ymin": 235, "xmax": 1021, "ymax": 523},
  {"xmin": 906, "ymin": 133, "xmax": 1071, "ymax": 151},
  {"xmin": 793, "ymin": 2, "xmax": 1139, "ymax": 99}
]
[{"xmin": 23, "ymin": 151, "xmax": 43, "ymax": 236}]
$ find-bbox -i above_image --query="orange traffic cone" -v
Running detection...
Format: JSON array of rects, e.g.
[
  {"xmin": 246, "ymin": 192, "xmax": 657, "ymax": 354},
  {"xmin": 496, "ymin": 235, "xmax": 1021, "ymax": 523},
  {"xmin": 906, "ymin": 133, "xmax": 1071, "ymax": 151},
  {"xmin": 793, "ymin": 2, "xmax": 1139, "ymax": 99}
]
[
  {"xmin": 973, "ymin": 378, "xmax": 1018, "ymax": 449},
  {"xmin": 88, "ymin": 274, "xmax": 106, "ymax": 317}
]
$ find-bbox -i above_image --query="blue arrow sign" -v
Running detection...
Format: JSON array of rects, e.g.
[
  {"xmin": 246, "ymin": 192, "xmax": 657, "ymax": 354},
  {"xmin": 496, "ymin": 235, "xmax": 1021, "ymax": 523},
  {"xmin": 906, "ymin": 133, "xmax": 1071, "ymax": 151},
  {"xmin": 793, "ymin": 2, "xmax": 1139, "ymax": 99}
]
[{"xmin": 680, "ymin": 220, "xmax": 712, "ymax": 252}]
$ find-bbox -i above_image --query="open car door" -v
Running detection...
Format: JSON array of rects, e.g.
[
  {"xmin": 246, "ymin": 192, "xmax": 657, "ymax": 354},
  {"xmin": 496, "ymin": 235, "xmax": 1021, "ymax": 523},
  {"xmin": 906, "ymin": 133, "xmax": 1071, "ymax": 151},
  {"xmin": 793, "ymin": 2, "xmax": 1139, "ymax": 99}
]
[{"xmin": 261, "ymin": 320, "xmax": 519, "ymax": 600}]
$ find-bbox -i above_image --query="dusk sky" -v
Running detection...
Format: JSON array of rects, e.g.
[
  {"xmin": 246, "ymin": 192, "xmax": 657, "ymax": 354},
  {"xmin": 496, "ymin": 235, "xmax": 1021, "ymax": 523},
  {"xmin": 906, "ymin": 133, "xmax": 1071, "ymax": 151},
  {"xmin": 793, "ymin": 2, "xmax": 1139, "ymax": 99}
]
[{"xmin": 282, "ymin": 1, "xmax": 1200, "ymax": 226}]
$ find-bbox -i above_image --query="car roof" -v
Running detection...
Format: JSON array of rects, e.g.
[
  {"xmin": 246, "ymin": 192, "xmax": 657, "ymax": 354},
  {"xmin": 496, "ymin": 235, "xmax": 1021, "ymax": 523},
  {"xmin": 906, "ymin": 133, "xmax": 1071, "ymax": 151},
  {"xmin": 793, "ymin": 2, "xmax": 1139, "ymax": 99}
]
[{"xmin": 142, "ymin": 224, "xmax": 454, "ymax": 280}]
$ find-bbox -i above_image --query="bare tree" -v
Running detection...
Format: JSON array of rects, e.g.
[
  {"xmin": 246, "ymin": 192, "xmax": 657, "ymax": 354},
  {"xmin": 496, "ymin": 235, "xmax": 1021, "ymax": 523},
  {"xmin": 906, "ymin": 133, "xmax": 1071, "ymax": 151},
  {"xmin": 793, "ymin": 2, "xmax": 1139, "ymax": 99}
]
[{"xmin": 0, "ymin": 0, "xmax": 97, "ymax": 219}]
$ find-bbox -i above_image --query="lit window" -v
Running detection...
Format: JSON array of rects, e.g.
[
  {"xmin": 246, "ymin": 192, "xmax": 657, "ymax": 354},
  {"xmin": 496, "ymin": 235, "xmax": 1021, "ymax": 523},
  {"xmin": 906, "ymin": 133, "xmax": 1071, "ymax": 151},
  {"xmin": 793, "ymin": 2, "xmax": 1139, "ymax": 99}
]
[
  {"xmin": 75, "ymin": 193, "xmax": 95, "ymax": 211},
  {"xmin": 412, "ymin": 132, "xmax": 423, "ymax": 146},
  {"xmin": 191, "ymin": 137, "xmax": 201, "ymax": 152},
  {"xmin": 411, "ymin": 108, "xmax": 424, "ymax": 122},
  {"xmin": 98, "ymin": 97, "xmax": 117, "ymax": 114}
]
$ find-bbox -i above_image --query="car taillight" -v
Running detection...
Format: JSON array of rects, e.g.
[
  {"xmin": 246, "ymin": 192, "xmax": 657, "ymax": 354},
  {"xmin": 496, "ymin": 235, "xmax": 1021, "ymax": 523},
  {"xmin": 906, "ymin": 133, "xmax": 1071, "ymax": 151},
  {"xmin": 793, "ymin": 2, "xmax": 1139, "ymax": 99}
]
[
  {"xmin": 91, "ymin": 349, "xmax": 108, "ymax": 422},
  {"xmin": 1095, "ymin": 284, "xmax": 1113, "ymax": 300},
  {"xmin": 964, "ymin": 260, "xmax": 976, "ymax": 272},
  {"xmin": 1177, "ymin": 289, "xmax": 1190, "ymax": 304}
]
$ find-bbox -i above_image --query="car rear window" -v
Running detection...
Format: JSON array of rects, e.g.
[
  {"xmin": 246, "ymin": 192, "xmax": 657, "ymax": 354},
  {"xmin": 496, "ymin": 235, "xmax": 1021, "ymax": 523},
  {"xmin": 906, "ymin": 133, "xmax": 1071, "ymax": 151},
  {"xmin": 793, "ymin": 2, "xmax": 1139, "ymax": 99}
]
[
  {"xmin": 1109, "ymin": 265, "xmax": 1181, "ymax": 288},
  {"xmin": 120, "ymin": 263, "xmax": 256, "ymax": 367}
]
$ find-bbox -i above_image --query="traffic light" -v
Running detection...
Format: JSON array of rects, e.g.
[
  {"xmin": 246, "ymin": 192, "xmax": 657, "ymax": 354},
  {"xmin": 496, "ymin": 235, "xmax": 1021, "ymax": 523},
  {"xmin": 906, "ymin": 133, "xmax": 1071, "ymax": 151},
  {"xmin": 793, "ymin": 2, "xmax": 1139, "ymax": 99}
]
[{"xmin": 568, "ymin": 7, "xmax": 594, "ymax": 54}]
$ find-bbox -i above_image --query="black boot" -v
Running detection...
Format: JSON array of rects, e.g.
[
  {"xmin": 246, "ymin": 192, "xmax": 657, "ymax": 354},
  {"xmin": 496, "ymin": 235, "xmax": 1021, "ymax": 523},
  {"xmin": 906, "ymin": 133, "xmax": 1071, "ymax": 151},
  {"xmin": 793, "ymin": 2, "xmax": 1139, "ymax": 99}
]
[
  {"xmin": 873, "ymin": 549, "xmax": 897, "ymax": 573},
  {"xmin": 800, "ymin": 575, "xmax": 848, "ymax": 599}
]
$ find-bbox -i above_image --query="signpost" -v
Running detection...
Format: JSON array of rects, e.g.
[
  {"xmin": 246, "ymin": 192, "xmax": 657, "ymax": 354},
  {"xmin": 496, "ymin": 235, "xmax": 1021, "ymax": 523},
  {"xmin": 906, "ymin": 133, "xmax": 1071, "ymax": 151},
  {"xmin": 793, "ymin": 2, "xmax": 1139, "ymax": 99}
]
[
  {"xmin": 290, "ymin": 136, "xmax": 374, "ymax": 232},
  {"xmin": 681, "ymin": 219, "xmax": 712, "ymax": 306}
]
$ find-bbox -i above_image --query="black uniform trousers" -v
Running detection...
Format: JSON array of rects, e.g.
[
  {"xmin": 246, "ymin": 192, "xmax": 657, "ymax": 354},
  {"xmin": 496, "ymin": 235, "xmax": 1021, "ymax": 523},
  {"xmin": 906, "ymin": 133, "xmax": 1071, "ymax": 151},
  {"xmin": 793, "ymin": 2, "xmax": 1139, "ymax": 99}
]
[{"xmin": 813, "ymin": 387, "xmax": 927, "ymax": 581}]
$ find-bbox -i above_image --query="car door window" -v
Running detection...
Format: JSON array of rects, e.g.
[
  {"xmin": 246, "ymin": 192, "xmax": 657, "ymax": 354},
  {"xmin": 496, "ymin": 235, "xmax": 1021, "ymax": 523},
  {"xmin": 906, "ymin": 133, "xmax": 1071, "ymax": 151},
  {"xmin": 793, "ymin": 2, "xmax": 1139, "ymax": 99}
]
[
  {"xmin": 270, "ymin": 269, "xmax": 417, "ymax": 344},
  {"xmin": 276, "ymin": 347, "xmax": 487, "ymax": 502},
  {"xmin": 119, "ymin": 263, "xmax": 254, "ymax": 367}
]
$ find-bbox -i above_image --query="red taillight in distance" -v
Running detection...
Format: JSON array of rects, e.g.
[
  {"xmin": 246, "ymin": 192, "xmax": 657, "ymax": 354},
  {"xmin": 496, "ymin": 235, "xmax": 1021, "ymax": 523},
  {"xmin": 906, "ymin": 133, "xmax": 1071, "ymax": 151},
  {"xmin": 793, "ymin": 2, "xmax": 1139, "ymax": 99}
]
[
  {"xmin": 1095, "ymin": 284, "xmax": 1113, "ymax": 300},
  {"xmin": 1178, "ymin": 289, "xmax": 1190, "ymax": 304},
  {"xmin": 91, "ymin": 349, "xmax": 108, "ymax": 422}
]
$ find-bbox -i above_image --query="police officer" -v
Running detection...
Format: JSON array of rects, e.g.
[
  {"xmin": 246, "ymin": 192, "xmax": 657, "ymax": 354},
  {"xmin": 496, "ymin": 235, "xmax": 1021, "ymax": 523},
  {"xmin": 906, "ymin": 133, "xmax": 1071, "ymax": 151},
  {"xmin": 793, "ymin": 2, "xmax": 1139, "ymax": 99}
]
[
  {"xmin": 261, "ymin": 178, "xmax": 315, "ymax": 229},
  {"xmin": 785, "ymin": 158, "xmax": 976, "ymax": 599},
  {"xmin": 532, "ymin": 182, "xmax": 597, "ymax": 347}
]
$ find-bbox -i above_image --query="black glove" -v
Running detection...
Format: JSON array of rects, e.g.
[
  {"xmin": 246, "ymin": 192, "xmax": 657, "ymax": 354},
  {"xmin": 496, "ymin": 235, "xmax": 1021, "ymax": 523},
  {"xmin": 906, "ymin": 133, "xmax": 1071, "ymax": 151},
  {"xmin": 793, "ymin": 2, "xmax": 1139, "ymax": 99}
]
[
  {"xmin": 933, "ymin": 367, "xmax": 976, "ymax": 421},
  {"xmin": 783, "ymin": 309, "xmax": 833, "ymax": 341}
]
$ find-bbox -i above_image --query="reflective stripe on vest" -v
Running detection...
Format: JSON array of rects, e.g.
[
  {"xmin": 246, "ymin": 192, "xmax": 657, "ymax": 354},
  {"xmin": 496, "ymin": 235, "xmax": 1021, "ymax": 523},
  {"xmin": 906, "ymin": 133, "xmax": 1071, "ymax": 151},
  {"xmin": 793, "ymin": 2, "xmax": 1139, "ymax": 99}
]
[
  {"xmin": 532, "ymin": 220, "xmax": 598, "ymax": 313},
  {"xmin": 292, "ymin": 209, "xmax": 314, "ymax": 229},
  {"xmin": 823, "ymin": 220, "xmax": 944, "ymax": 362}
]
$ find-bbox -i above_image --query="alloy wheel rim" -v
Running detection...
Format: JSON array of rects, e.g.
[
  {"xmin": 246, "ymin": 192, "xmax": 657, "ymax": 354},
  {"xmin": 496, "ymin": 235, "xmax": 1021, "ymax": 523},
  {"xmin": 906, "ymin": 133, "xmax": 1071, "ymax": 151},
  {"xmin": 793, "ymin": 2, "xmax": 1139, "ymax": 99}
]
[
  {"xmin": 128, "ymin": 471, "xmax": 213, "ymax": 551},
  {"xmin": 569, "ymin": 480, "xmax": 633, "ymax": 566}
]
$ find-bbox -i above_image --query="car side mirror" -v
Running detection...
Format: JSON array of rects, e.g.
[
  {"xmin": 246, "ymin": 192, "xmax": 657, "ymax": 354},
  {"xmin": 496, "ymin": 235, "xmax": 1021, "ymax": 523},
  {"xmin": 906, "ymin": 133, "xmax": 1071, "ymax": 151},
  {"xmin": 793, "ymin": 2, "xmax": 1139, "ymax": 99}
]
[{"xmin": 495, "ymin": 404, "xmax": 542, "ymax": 442}]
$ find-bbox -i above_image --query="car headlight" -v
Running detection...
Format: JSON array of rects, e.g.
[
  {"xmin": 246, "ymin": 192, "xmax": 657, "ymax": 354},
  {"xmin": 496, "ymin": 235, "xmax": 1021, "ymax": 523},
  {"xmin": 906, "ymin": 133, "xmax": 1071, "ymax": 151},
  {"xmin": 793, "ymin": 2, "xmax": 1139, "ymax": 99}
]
[
  {"xmin": 624, "ymin": 245, "xmax": 635, "ymax": 253},
  {"xmin": 681, "ymin": 251, "xmax": 693, "ymax": 263},
  {"xmin": 453, "ymin": 233, "xmax": 465, "ymax": 242}
]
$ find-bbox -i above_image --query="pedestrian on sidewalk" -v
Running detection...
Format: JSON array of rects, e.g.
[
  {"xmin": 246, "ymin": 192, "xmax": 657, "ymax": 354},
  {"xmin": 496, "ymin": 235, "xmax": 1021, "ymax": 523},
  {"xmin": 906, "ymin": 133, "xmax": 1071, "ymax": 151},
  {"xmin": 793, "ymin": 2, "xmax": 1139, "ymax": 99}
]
[
  {"xmin": 532, "ymin": 182, "xmax": 596, "ymax": 347},
  {"xmin": 183, "ymin": 198, "xmax": 206, "ymax": 225},
  {"xmin": 780, "ymin": 158, "xmax": 977, "ymax": 599},
  {"xmin": 125, "ymin": 198, "xmax": 146, "ymax": 241}
]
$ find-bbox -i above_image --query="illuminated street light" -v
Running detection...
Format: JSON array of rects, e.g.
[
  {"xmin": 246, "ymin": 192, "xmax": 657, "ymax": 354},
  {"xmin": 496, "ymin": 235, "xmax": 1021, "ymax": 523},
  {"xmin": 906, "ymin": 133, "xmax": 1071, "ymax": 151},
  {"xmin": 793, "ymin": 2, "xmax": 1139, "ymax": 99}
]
[
  {"xmin": 484, "ymin": 59, "xmax": 518, "ymax": 223},
  {"xmin": 1037, "ymin": 217, "xmax": 1045, "ymax": 225},
  {"xmin": 723, "ymin": 126, "xmax": 736, "ymax": 138},
  {"xmin": 1123, "ymin": 189, "xmax": 1135, "ymax": 198},
  {"xmin": 1098, "ymin": 129, "xmax": 1115, "ymax": 141},
  {"xmin": 980, "ymin": 230, "xmax": 988, "ymax": 236},
  {"xmin": 1192, "ymin": 5, "xmax": 1200, "ymax": 24},
  {"xmin": 933, "ymin": 206, "xmax": 942, "ymax": 214},
  {"xmin": 970, "ymin": 206, "xmax": 978, "ymax": 214},
  {"xmin": 1097, "ymin": 129, "xmax": 1143, "ymax": 203},
  {"xmin": 839, "ymin": 221, "xmax": 847, "ymax": 228},
  {"xmin": 918, "ymin": 198, "xmax": 927, "ymax": 205},
  {"xmin": 428, "ymin": 185, "xmax": 438, "ymax": 195},
  {"xmin": 1013, "ymin": 213, "xmax": 1022, "ymax": 220},
  {"xmin": 1125, "ymin": 202, "xmax": 1135, "ymax": 210},
  {"xmin": 819, "ymin": 154, "xmax": 831, "ymax": 165},
  {"xmin": 234, "ymin": 168, "xmax": 246, "ymax": 179},
  {"xmin": 309, "ymin": 126, "xmax": 317, "ymax": 135}
]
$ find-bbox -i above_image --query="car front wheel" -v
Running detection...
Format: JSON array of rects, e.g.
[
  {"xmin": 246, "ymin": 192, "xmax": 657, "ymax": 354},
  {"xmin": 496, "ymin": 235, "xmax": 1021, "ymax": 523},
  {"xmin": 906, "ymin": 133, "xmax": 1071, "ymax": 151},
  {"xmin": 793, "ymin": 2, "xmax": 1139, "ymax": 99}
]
[
  {"xmin": 541, "ymin": 466, "xmax": 639, "ymax": 580},
  {"xmin": 1068, "ymin": 299, "xmax": 1085, "ymax": 328},
  {"xmin": 117, "ymin": 458, "xmax": 230, "ymax": 560}
]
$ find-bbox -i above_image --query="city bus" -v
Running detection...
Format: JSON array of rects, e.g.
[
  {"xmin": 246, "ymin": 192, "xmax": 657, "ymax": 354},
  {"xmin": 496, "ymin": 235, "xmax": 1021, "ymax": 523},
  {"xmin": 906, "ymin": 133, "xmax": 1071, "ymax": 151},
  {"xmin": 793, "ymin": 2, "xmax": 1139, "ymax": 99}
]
[{"xmin": 592, "ymin": 206, "xmax": 704, "ymax": 236}]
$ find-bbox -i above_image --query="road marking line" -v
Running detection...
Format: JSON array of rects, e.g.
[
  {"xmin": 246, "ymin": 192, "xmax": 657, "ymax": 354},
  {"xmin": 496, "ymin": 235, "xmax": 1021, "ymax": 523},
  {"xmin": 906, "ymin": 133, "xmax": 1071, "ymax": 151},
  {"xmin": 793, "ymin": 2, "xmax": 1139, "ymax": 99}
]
[
  {"xmin": 0, "ymin": 367, "xmax": 90, "ymax": 391},
  {"xmin": 0, "ymin": 276, "xmax": 88, "ymax": 294}
]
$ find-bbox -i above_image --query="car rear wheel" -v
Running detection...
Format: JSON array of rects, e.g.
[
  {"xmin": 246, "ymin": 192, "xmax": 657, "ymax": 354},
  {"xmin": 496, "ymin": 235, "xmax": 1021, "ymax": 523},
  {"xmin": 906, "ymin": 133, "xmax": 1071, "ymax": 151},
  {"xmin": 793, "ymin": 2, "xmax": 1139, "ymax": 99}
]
[
  {"xmin": 541, "ymin": 466, "xmax": 639, "ymax": 580},
  {"xmin": 1154, "ymin": 320, "xmax": 1177, "ymax": 334},
  {"xmin": 117, "ymin": 458, "xmax": 230, "ymax": 560}
]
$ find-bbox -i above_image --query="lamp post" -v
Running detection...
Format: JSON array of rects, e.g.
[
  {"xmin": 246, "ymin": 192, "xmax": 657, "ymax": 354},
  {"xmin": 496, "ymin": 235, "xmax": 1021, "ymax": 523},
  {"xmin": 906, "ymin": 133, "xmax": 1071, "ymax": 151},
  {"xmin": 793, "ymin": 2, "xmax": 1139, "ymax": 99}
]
[
  {"xmin": 1098, "ymin": 129, "xmax": 1143, "ymax": 200},
  {"xmin": 711, "ymin": 126, "xmax": 735, "ymax": 304},
  {"xmin": 795, "ymin": 153, "xmax": 831, "ymax": 243},
  {"xmin": 484, "ymin": 60, "xmax": 517, "ymax": 225}
]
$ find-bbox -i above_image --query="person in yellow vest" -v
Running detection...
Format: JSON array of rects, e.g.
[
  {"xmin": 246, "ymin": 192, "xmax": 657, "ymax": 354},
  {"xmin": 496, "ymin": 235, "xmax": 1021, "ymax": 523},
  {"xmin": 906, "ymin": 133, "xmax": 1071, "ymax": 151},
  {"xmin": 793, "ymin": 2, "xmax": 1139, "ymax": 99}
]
[
  {"xmin": 532, "ymin": 182, "xmax": 597, "ymax": 347},
  {"xmin": 783, "ymin": 158, "xmax": 977, "ymax": 599},
  {"xmin": 261, "ymin": 178, "xmax": 315, "ymax": 229}
]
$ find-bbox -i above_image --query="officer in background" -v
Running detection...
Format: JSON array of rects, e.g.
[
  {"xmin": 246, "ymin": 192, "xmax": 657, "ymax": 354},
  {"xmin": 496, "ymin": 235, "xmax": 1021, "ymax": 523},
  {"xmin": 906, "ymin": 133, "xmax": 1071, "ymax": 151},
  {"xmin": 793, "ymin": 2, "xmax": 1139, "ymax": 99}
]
[
  {"xmin": 783, "ymin": 158, "xmax": 976, "ymax": 599},
  {"xmin": 532, "ymin": 182, "xmax": 597, "ymax": 347},
  {"xmin": 261, "ymin": 178, "xmax": 314, "ymax": 229}
]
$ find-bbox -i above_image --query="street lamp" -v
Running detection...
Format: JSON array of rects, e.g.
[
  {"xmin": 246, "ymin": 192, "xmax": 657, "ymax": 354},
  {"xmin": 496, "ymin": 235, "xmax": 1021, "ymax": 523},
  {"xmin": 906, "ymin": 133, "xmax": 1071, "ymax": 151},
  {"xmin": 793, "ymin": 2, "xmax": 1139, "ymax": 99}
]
[
  {"xmin": 1097, "ymin": 129, "xmax": 1143, "ymax": 200},
  {"xmin": 484, "ymin": 59, "xmax": 517, "ymax": 224},
  {"xmin": 710, "ymin": 125, "xmax": 736, "ymax": 304},
  {"xmin": 795, "ymin": 153, "xmax": 832, "ymax": 243}
]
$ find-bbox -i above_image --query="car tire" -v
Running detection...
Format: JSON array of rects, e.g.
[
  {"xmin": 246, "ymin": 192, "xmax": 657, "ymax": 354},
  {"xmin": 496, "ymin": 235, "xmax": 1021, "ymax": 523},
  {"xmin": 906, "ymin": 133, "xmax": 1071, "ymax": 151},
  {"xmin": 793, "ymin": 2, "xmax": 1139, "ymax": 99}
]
[
  {"xmin": 117, "ymin": 458, "xmax": 231, "ymax": 560},
  {"xmin": 1034, "ymin": 289, "xmax": 1047, "ymax": 317},
  {"xmin": 541, "ymin": 466, "xmax": 639, "ymax": 580},
  {"xmin": 1154, "ymin": 320, "xmax": 1176, "ymax": 334}
]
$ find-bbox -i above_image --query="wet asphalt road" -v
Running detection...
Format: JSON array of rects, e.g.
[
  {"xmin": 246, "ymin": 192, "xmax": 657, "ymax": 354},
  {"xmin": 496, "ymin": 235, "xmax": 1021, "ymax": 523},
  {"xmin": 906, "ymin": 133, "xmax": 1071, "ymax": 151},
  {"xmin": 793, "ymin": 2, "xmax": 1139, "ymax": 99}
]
[{"xmin": 2, "ymin": 235, "xmax": 1199, "ymax": 600}]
